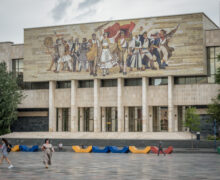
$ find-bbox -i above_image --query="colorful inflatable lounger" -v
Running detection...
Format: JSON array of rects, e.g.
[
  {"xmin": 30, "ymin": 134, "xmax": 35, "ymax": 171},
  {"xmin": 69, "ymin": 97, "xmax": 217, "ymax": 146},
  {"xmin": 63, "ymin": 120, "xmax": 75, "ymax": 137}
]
[
  {"xmin": 19, "ymin": 145, "xmax": 39, "ymax": 152},
  {"xmin": 151, "ymin": 146, "xmax": 173, "ymax": 154},
  {"xmin": 11, "ymin": 145, "xmax": 20, "ymax": 152},
  {"xmin": 72, "ymin": 146, "xmax": 92, "ymax": 153},
  {"xmin": 129, "ymin": 146, "xmax": 151, "ymax": 154},
  {"xmin": 109, "ymin": 146, "xmax": 129, "ymax": 153},
  {"xmin": 92, "ymin": 146, "xmax": 110, "ymax": 153},
  {"xmin": 217, "ymin": 146, "xmax": 220, "ymax": 154}
]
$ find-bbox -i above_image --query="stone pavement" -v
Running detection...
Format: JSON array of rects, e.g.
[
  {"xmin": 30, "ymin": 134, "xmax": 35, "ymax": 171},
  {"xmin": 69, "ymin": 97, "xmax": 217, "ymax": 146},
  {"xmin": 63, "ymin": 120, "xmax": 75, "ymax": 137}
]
[{"xmin": 0, "ymin": 152, "xmax": 219, "ymax": 180}]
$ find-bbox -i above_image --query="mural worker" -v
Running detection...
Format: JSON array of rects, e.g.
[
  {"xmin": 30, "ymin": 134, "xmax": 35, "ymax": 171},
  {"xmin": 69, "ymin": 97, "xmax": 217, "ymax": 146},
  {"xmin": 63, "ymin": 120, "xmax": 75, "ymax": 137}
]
[
  {"xmin": 87, "ymin": 33, "xmax": 100, "ymax": 76},
  {"xmin": 55, "ymin": 38, "xmax": 66, "ymax": 72},
  {"xmin": 41, "ymin": 139, "xmax": 54, "ymax": 168},
  {"xmin": 44, "ymin": 36, "xmax": 60, "ymax": 72},
  {"xmin": 139, "ymin": 31, "xmax": 156, "ymax": 70},
  {"xmin": 0, "ymin": 138, "xmax": 13, "ymax": 169},
  {"xmin": 117, "ymin": 30, "xmax": 128, "ymax": 75},
  {"xmin": 70, "ymin": 37, "xmax": 80, "ymax": 72},
  {"xmin": 78, "ymin": 38, "xmax": 89, "ymax": 72},
  {"xmin": 62, "ymin": 40, "xmax": 73, "ymax": 71},
  {"xmin": 98, "ymin": 30, "xmax": 120, "ymax": 76},
  {"xmin": 159, "ymin": 24, "xmax": 179, "ymax": 67},
  {"xmin": 150, "ymin": 33, "xmax": 165, "ymax": 69},
  {"xmin": 129, "ymin": 34, "xmax": 142, "ymax": 71}
]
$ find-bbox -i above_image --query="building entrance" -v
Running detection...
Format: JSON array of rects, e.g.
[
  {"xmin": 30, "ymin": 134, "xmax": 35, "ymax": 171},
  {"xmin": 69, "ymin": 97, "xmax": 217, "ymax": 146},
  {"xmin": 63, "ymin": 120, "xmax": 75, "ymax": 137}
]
[
  {"xmin": 105, "ymin": 107, "xmax": 117, "ymax": 132},
  {"xmin": 83, "ymin": 107, "xmax": 94, "ymax": 132},
  {"xmin": 153, "ymin": 107, "xmax": 168, "ymax": 132},
  {"xmin": 56, "ymin": 108, "xmax": 70, "ymax": 132},
  {"xmin": 128, "ymin": 107, "xmax": 142, "ymax": 132}
]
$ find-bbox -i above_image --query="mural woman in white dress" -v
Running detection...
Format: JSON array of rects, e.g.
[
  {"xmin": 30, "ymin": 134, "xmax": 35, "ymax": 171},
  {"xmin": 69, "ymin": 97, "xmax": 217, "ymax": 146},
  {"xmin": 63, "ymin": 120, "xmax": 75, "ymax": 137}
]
[{"xmin": 98, "ymin": 30, "xmax": 120, "ymax": 76}]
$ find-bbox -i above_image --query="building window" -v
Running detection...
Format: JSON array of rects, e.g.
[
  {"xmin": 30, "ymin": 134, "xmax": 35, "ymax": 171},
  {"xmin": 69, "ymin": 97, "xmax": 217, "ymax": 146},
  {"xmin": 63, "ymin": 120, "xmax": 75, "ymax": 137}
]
[
  {"xmin": 101, "ymin": 79, "xmax": 117, "ymax": 87},
  {"xmin": 149, "ymin": 77, "xmax": 168, "ymax": 86},
  {"xmin": 12, "ymin": 59, "xmax": 23, "ymax": 76},
  {"xmin": 124, "ymin": 78, "xmax": 142, "ymax": 86},
  {"xmin": 23, "ymin": 82, "xmax": 49, "ymax": 90},
  {"xmin": 207, "ymin": 47, "xmax": 220, "ymax": 83},
  {"xmin": 174, "ymin": 76, "xmax": 208, "ymax": 84},
  {"xmin": 56, "ymin": 81, "xmax": 71, "ymax": 88},
  {"xmin": 12, "ymin": 59, "xmax": 24, "ymax": 88},
  {"xmin": 78, "ymin": 80, "xmax": 94, "ymax": 88}
]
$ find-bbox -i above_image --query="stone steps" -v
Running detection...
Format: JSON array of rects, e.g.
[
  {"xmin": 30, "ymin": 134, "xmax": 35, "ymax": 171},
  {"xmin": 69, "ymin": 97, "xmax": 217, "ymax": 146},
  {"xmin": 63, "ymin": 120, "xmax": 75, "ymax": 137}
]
[{"xmin": 0, "ymin": 132, "xmax": 195, "ymax": 140}]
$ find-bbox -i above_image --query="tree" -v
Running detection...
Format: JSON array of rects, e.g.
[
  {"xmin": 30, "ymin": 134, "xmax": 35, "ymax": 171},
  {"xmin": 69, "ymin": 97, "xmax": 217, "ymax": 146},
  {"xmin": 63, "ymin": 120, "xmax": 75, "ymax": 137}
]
[
  {"xmin": 0, "ymin": 62, "xmax": 23, "ymax": 135},
  {"xmin": 208, "ymin": 54, "xmax": 220, "ymax": 135},
  {"xmin": 185, "ymin": 107, "xmax": 200, "ymax": 148}
]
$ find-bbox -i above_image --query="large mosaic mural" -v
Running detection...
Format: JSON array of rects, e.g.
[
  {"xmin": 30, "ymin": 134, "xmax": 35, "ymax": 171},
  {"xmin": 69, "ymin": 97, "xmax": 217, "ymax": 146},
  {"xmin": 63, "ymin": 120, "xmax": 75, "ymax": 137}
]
[{"xmin": 24, "ymin": 13, "xmax": 207, "ymax": 81}]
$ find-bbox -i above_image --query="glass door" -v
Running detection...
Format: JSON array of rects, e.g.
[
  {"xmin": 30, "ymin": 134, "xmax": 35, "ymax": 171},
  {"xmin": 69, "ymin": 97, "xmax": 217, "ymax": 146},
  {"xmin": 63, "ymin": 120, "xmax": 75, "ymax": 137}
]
[
  {"xmin": 129, "ymin": 107, "xmax": 142, "ymax": 132},
  {"xmin": 106, "ymin": 107, "xmax": 117, "ymax": 132}
]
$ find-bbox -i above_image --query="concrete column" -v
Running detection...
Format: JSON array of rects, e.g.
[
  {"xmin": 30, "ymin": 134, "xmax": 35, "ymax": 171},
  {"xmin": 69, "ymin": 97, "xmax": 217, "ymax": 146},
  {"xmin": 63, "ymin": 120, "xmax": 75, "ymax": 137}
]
[
  {"xmin": 168, "ymin": 76, "xmax": 174, "ymax": 132},
  {"xmin": 101, "ymin": 107, "xmax": 106, "ymax": 132},
  {"xmin": 157, "ymin": 107, "xmax": 161, "ymax": 131},
  {"xmin": 112, "ymin": 107, "xmax": 116, "ymax": 132},
  {"xmin": 148, "ymin": 106, "xmax": 153, "ymax": 132},
  {"xmin": 124, "ymin": 107, "xmax": 129, "ymax": 132},
  {"xmin": 58, "ymin": 108, "xmax": 62, "ymax": 132},
  {"xmin": 117, "ymin": 78, "xmax": 124, "ymax": 132},
  {"xmin": 174, "ymin": 106, "xmax": 178, "ymax": 132},
  {"xmin": 135, "ymin": 107, "xmax": 138, "ymax": 131},
  {"xmin": 79, "ymin": 108, "xmax": 84, "ymax": 132},
  {"xmin": 94, "ymin": 79, "xmax": 101, "ymax": 132},
  {"xmin": 71, "ymin": 80, "xmax": 78, "ymax": 132},
  {"xmin": 49, "ymin": 81, "xmax": 56, "ymax": 132},
  {"xmin": 142, "ymin": 77, "xmax": 149, "ymax": 132}
]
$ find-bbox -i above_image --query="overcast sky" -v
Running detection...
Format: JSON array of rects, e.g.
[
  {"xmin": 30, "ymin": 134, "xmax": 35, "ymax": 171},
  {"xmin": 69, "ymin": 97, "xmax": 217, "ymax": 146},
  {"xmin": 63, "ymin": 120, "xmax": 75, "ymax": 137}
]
[{"xmin": 0, "ymin": 0, "xmax": 219, "ymax": 44}]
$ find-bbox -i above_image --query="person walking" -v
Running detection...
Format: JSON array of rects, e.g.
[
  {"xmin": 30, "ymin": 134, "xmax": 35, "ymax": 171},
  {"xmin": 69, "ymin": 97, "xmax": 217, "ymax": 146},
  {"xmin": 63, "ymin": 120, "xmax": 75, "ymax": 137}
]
[
  {"xmin": 41, "ymin": 139, "xmax": 54, "ymax": 168},
  {"xmin": 158, "ymin": 141, "xmax": 166, "ymax": 156},
  {"xmin": 0, "ymin": 138, "xmax": 13, "ymax": 169}
]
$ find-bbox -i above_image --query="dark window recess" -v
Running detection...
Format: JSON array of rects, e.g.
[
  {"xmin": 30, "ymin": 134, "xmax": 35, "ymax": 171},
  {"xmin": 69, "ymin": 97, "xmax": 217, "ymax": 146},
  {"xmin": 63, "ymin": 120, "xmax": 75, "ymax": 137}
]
[
  {"xmin": 17, "ymin": 108, "xmax": 49, "ymax": 112},
  {"xmin": 174, "ymin": 76, "xmax": 208, "ymax": 84},
  {"xmin": 149, "ymin": 77, "xmax": 168, "ymax": 86},
  {"xmin": 56, "ymin": 81, "xmax": 71, "ymax": 88},
  {"xmin": 22, "ymin": 82, "xmax": 49, "ymax": 90},
  {"xmin": 124, "ymin": 78, "xmax": 142, "ymax": 86},
  {"xmin": 78, "ymin": 80, "xmax": 94, "ymax": 88},
  {"xmin": 101, "ymin": 79, "xmax": 117, "ymax": 87}
]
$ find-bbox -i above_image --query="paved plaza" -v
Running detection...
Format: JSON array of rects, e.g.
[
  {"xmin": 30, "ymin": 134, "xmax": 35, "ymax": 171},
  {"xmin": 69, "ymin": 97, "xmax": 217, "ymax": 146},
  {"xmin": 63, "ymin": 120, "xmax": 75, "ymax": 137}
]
[{"xmin": 0, "ymin": 152, "xmax": 219, "ymax": 180}]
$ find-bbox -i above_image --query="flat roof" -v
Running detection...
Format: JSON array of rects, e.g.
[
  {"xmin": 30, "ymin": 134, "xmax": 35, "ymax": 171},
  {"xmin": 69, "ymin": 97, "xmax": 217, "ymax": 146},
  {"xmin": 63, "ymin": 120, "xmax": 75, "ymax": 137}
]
[{"xmin": 24, "ymin": 12, "xmax": 219, "ymax": 31}]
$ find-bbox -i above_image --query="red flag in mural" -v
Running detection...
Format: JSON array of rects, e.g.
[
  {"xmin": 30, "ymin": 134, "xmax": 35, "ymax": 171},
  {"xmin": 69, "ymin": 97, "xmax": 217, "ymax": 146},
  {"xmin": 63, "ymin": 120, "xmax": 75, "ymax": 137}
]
[{"xmin": 104, "ymin": 22, "xmax": 135, "ymax": 42}]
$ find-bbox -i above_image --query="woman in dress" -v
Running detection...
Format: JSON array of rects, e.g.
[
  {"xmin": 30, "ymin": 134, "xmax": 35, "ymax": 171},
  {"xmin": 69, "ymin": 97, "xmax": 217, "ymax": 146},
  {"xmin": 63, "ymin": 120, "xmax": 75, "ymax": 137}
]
[
  {"xmin": 99, "ymin": 30, "xmax": 120, "ymax": 76},
  {"xmin": 41, "ymin": 139, "xmax": 54, "ymax": 168},
  {"xmin": 0, "ymin": 138, "xmax": 13, "ymax": 169}
]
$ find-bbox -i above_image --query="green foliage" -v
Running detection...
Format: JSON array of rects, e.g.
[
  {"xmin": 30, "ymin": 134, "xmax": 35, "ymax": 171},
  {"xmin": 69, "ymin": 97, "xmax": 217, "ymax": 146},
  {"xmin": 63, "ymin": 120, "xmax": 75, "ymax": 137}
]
[
  {"xmin": 216, "ymin": 54, "xmax": 220, "ymax": 84},
  {"xmin": 207, "ymin": 134, "xmax": 220, "ymax": 141},
  {"xmin": 0, "ymin": 62, "xmax": 23, "ymax": 135},
  {"xmin": 185, "ymin": 107, "xmax": 200, "ymax": 132},
  {"xmin": 208, "ymin": 99, "xmax": 220, "ymax": 123}
]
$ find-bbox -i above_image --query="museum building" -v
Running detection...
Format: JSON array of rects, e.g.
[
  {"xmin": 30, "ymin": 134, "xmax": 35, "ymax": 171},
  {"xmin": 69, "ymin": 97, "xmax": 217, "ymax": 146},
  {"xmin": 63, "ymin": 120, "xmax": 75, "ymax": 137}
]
[{"xmin": 0, "ymin": 12, "xmax": 219, "ymax": 136}]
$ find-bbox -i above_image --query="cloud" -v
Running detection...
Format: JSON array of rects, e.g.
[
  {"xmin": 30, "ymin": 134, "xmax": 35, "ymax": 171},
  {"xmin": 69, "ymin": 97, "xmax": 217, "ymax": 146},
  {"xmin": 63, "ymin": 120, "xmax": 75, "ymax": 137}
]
[
  {"xmin": 74, "ymin": 8, "xmax": 97, "ymax": 20},
  {"xmin": 51, "ymin": 0, "xmax": 72, "ymax": 21},
  {"xmin": 78, "ymin": 0, "xmax": 101, "ymax": 10}
]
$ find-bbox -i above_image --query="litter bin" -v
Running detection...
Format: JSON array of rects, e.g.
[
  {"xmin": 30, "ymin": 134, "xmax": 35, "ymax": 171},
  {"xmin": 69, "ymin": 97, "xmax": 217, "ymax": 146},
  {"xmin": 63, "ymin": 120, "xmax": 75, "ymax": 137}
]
[{"xmin": 196, "ymin": 132, "xmax": 200, "ymax": 140}]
